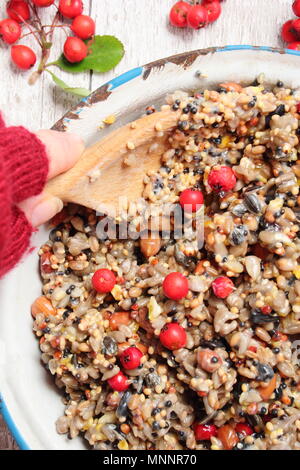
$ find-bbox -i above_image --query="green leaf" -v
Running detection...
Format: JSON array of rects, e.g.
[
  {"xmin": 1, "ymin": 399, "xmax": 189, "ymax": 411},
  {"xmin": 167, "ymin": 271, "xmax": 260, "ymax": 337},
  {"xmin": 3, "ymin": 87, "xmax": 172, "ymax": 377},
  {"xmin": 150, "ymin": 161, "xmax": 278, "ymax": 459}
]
[
  {"xmin": 47, "ymin": 70, "xmax": 91, "ymax": 97},
  {"xmin": 53, "ymin": 35, "xmax": 124, "ymax": 73}
]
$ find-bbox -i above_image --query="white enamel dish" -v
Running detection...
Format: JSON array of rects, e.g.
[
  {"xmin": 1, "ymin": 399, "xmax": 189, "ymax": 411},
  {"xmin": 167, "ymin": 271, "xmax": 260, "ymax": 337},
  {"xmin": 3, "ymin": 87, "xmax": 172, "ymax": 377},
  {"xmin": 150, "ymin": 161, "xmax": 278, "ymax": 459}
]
[{"xmin": 1, "ymin": 45, "xmax": 300, "ymax": 450}]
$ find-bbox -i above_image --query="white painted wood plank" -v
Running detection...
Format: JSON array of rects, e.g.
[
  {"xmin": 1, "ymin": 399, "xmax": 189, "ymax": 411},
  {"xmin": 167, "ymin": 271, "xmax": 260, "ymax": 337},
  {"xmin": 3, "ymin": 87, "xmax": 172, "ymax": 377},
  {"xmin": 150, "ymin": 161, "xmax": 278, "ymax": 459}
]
[
  {"xmin": 0, "ymin": 1, "xmax": 91, "ymax": 130},
  {"xmin": 90, "ymin": 0, "xmax": 293, "ymax": 90}
]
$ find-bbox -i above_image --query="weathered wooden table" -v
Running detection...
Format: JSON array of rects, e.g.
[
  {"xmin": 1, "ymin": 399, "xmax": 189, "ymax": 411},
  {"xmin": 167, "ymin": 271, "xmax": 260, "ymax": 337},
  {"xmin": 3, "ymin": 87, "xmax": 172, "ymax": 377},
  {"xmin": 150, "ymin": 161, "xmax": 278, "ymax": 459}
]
[{"xmin": 0, "ymin": 0, "xmax": 293, "ymax": 450}]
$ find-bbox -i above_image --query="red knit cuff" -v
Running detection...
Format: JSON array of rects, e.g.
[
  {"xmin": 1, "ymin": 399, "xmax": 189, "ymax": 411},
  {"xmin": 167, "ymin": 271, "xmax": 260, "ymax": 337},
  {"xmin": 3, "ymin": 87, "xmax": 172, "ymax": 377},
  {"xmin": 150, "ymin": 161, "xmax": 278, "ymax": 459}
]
[
  {"xmin": 0, "ymin": 126, "xmax": 49, "ymax": 204},
  {"xmin": 0, "ymin": 206, "xmax": 32, "ymax": 278}
]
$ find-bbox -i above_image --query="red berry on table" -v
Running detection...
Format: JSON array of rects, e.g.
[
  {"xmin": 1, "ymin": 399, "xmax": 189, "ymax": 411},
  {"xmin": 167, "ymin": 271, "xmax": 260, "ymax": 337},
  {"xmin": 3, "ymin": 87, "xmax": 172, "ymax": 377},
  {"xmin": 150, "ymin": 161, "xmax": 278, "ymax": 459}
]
[
  {"xmin": 59, "ymin": 0, "xmax": 83, "ymax": 19},
  {"xmin": 287, "ymin": 41, "xmax": 300, "ymax": 50},
  {"xmin": 11, "ymin": 45, "xmax": 36, "ymax": 69},
  {"xmin": 293, "ymin": 0, "xmax": 300, "ymax": 17},
  {"xmin": 194, "ymin": 423, "xmax": 217, "ymax": 441},
  {"xmin": 203, "ymin": 1, "xmax": 222, "ymax": 23},
  {"xmin": 208, "ymin": 166, "xmax": 237, "ymax": 192},
  {"xmin": 0, "ymin": 18, "xmax": 21, "ymax": 44},
  {"xmin": 163, "ymin": 272, "xmax": 189, "ymax": 300},
  {"xmin": 32, "ymin": 0, "xmax": 55, "ymax": 6},
  {"xmin": 281, "ymin": 20, "xmax": 298, "ymax": 43},
  {"xmin": 120, "ymin": 346, "xmax": 143, "ymax": 370},
  {"xmin": 107, "ymin": 371, "xmax": 129, "ymax": 391},
  {"xmin": 212, "ymin": 276, "xmax": 234, "ymax": 299},
  {"xmin": 179, "ymin": 188, "xmax": 204, "ymax": 212},
  {"xmin": 235, "ymin": 422, "xmax": 254, "ymax": 437},
  {"xmin": 169, "ymin": 1, "xmax": 191, "ymax": 28},
  {"xmin": 92, "ymin": 268, "xmax": 116, "ymax": 293},
  {"xmin": 6, "ymin": 0, "xmax": 30, "ymax": 23},
  {"xmin": 291, "ymin": 18, "xmax": 300, "ymax": 38},
  {"xmin": 159, "ymin": 322, "xmax": 187, "ymax": 350},
  {"xmin": 187, "ymin": 5, "xmax": 209, "ymax": 29},
  {"xmin": 71, "ymin": 14, "xmax": 95, "ymax": 39},
  {"xmin": 63, "ymin": 36, "xmax": 88, "ymax": 63}
]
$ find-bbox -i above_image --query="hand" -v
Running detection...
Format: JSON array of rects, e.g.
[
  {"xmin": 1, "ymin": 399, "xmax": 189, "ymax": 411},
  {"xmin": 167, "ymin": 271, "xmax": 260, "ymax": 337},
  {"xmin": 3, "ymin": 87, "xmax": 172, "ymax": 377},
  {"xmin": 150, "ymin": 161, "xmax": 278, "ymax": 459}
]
[{"xmin": 18, "ymin": 130, "xmax": 84, "ymax": 227}]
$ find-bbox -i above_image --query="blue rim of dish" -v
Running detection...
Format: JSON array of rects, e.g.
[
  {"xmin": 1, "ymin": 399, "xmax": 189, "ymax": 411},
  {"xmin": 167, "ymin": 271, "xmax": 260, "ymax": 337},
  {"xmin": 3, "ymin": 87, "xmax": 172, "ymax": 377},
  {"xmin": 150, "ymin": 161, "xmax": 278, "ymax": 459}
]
[
  {"xmin": 2, "ymin": 44, "xmax": 300, "ymax": 450},
  {"xmin": 0, "ymin": 392, "xmax": 29, "ymax": 450}
]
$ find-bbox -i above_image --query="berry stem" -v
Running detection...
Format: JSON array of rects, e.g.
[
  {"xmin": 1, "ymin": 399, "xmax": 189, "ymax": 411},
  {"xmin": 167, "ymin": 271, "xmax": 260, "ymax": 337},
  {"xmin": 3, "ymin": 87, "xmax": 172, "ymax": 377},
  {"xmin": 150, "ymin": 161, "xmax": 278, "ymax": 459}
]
[{"xmin": 28, "ymin": 9, "xmax": 60, "ymax": 84}]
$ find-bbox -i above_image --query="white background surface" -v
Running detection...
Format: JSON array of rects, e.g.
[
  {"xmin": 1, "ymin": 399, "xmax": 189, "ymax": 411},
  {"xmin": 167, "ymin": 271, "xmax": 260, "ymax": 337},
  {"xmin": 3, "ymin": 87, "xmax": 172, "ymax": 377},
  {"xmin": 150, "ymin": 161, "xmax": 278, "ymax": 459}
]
[
  {"xmin": 0, "ymin": 0, "xmax": 295, "ymax": 450},
  {"xmin": 0, "ymin": 0, "xmax": 294, "ymax": 130}
]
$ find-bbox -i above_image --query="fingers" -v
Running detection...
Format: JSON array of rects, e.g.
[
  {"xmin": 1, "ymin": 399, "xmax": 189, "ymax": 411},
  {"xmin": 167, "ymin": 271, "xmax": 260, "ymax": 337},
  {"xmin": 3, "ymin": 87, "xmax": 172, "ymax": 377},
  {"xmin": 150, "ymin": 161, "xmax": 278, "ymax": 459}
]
[
  {"xmin": 19, "ymin": 130, "xmax": 84, "ymax": 226},
  {"xmin": 35, "ymin": 129, "xmax": 84, "ymax": 180},
  {"xmin": 18, "ymin": 193, "xmax": 63, "ymax": 227}
]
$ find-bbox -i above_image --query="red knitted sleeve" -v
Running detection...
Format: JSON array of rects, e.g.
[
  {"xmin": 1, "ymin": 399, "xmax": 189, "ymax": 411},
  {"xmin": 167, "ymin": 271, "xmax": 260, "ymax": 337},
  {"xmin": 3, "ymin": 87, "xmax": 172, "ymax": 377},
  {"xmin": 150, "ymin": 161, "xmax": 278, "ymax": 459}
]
[{"xmin": 0, "ymin": 118, "xmax": 49, "ymax": 278}]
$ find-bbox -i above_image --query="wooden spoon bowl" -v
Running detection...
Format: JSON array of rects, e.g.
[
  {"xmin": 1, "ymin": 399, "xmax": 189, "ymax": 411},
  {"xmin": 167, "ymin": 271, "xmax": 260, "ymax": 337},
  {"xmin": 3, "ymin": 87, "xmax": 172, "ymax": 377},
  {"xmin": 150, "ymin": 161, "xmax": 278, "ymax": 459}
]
[{"xmin": 46, "ymin": 109, "xmax": 179, "ymax": 216}]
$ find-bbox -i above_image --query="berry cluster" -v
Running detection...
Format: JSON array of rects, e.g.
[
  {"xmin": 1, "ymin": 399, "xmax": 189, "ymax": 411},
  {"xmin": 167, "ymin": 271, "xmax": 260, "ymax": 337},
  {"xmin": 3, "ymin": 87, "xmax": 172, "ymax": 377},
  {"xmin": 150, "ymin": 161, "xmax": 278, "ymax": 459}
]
[
  {"xmin": 281, "ymin": 0, "xmax": 300, "ymax": 50},
  {"xmin": 169, "ymin": 0, "xmax": 223, "ymax": 30},
  {"xmin": 0, "ymin": 1, "xmax": 95, "ymax": 71}
]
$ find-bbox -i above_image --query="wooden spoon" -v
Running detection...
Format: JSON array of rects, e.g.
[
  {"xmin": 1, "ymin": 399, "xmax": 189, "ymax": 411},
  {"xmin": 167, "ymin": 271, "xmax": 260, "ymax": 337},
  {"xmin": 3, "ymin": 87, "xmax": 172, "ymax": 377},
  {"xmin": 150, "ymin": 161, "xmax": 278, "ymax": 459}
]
[{"xmin": 45, "ymin": 109, "xmax": 179, "ymax": 216}]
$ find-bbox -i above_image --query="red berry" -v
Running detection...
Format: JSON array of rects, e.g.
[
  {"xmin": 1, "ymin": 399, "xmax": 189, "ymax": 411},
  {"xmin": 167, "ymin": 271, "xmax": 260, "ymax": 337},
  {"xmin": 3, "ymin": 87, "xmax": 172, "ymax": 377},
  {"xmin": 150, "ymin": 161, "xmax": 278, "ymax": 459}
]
[
  {"xmin": 63, "ymin": 36, "xmax": 88, "ymax": 63},
  {"xmin": 120, "ymin": 346, "xmax": 143, "ymax": 370},
  {"xmin": 194, "ymin": 423, "xmax": 217, "ymax": 441},
  {"xmin": 293, "ymin": 0, "xmax": 300, "ymax": 17},
  {"xmin": 59, "ymin": 0, "xmax": 83, "ymax": 19},
  {"xmin": 6, "ymin": 0, "xmax": 30, "ymax": 23},
  {"xmin": 107, "ymin": 371, "xmax": 129, "ymax": 392},
  {"xmin": 11, "ymin": 45, "xmax": 36, "ymax": 69},
  {"xmin": 281, "ymin": 20, "xmax": 298, "ymax": 42},
  {"xmin": 235, "ymin": 422, "xmax": 254, "ymax": 437},
  {"xmin": 212, "ymin": 276, "xmax": 234, "ymax": 299},
  {"xmin": 208, "ymin": 166, "xmax": 237, "ymax": 192},
  {"xmin": 291, "ymin": 18, "xmax": 300, "ymax": 38},
  {"xmin": 0, "ymin": 18, "xmax": 21, "ymax": 44},
  {"xmin": 169, "ymin": 1, "xmax": 191, "ymax": 28},
  {"xmin": 163, "ymin": 272, "xmax": 189, "ymax": 300},
  {"xmin": 297, "ymin": 103, "xmax": 300, "ymax": 113},
  {"xmin": 287, "ymin": 41, "xmax": 300, "ymax": 50},
  {"xmin": 92, "ymin": 268, "xmax": 116, "ymax": 293},
  {"xmin": 187, "ymin": 5, "xmax": 208, "ymax": 29},
  {"xmin": 71, "ymin": 14, "xmax": 95, "ymax": 39},
  {"xmin": 179, "ymin": 188, "xmax": 204, "ymax": 212},
  {"xmin": 203, "ymin": 1, "xmax": 221, "ymax": 23},
  {"xmin": 32, "ymin": 0, "xmax": 55, "ymax": 6},
  {"xmin": 159, "ymin": 322, "xmax": 187, "ymax": 350}
]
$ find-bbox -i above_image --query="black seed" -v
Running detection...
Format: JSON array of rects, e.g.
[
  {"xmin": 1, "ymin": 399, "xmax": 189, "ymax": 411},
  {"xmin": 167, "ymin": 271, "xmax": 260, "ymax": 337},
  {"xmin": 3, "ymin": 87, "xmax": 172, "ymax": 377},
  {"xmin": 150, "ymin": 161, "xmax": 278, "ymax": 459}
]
[
  {"xmin": 244, "ymin": 193, "xmax": 262, "ymax": 214},
  {"xmin": 152, "ymin": 421, "xmax": 160, "ymax": 431},
  {"xmin": 250, "ymin": 310, "xmax": 279, "ymax": 325},
  {"xmin": 231, "ymin": 225, "xmax": 247, "ymax": 245},
  {"xmin": 151, "ymin": 407, "xmax": 160, "ymax": 416},
  {"xmin": 210, "ymin": 136, "xmax": 222, "ymax": 145},
  {"xmin": 256, "ymin": 363, "xmax": 274, "ymax": 382},
  {"xmin": 178, "ymin": 121, "xmax": 188, "ymax": 131},
  {"xmin": 248, "ymin": 96, "xmax": 257, "ymax": 108}
]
